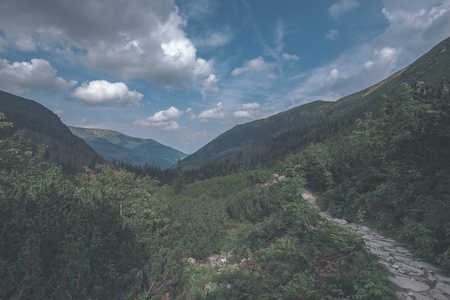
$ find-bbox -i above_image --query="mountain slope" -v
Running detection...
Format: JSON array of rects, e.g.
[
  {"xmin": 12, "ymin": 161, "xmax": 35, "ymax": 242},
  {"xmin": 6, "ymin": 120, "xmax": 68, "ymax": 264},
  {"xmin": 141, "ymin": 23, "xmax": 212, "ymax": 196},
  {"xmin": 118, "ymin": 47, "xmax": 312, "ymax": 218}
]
[
  {"xmin": 69, "ymin": 126, "xmax": 187, "ymax": 169},
  {"xmin": 0, "ymin": 90, "xmax": 104, "ymax": 173},
  {"xmin": 182, "ymin": 36, "xmax": 450, "ymax": 171}
]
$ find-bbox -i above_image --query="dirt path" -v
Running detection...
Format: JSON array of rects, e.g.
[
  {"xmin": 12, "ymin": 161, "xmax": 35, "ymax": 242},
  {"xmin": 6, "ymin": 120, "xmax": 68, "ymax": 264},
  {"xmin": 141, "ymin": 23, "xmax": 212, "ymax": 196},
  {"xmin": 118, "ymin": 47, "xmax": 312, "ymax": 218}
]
[{"xmin": 301, "ymin": 189, "xmax": 450, "ymax": 300}]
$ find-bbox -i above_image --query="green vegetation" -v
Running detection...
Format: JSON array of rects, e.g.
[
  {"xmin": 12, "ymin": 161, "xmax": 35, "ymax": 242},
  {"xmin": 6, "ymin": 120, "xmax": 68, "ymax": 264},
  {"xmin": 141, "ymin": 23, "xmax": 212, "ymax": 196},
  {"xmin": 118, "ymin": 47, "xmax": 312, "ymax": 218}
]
[
  {"xmin": 297, "ymin": 83, "xmax": 450, "ymax": 271},
  {"xmin": 3, "ymin": 37, "xmax": 450, "ymax": 298},
  {"xmin": 181, "ymin": 37, "xmax": 450, "ymax": 176},
  {"xmin": 0, "ymin": 123, "xmax": 395, "ymax": 298},
  {"xmin": 0, "ymin": 90, "xmax": 103, "ymax": 173}
]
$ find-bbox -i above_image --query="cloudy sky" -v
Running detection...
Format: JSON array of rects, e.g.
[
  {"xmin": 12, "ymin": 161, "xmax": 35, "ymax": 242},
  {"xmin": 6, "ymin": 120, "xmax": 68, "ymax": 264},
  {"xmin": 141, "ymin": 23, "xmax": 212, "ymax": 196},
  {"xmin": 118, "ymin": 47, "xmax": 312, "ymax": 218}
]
[{"xmin": 0, "ymin": 0, "xmax": 449, "ymax": 153}]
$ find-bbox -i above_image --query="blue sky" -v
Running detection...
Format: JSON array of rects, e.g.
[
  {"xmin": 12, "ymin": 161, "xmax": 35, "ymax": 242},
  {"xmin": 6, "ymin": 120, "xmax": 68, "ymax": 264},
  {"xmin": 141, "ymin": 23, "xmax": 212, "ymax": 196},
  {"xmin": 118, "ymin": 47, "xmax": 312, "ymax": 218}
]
[{"xmin": 0, "ymin": 0, "xmax": 449, "ymax": 153}]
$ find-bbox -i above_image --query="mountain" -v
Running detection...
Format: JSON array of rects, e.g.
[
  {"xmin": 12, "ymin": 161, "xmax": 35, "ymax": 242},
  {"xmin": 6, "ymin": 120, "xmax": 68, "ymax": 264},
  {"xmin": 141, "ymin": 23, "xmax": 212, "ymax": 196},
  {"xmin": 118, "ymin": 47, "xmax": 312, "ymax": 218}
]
[
  {"xmin": 0, "ymin": 90, "xmax": 104, "ymax": 173},
  {"xmin": 69, "ymin": 126, "xmax": 187, "ymax": 169},
  {"xmin": 182, "ymin": 36, "xmax": 450, "ymax": 171}
]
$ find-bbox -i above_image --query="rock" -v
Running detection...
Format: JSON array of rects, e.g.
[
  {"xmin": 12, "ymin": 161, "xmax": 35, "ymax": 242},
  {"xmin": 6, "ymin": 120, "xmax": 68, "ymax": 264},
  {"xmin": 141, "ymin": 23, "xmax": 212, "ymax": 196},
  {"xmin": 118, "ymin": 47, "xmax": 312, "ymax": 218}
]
[
  {"xmin": 434, "ymin": 274, "xmax": 450, "ymax": 283},
  {"xmin": 220, "ymin": 258, "xmax": 227, "ymax": 264},
  {"xmin": 408, "ymin": 261, "xmax": 440, "ymax": 272},
  {"xmin": 392, "ymin": 264, "xmax": 400, "ymax": 269},
  {"xmin": 369, "ymin": 240, "xmax": 395, "ymax": 249},
  {"xmin": 187, "ymin": 257, "xmax": 196, "ymax": 264},
  {"xmin": 428, "ymin": 287, "xmax": 450, "ymax": 300},
  {"xmin": 395, "ymin": 262, "xmax": 425, "ymax": 276},
  {"xmin": 333, "ymin": 218, "xmax": 348, "ymax": 225},
  {"xmin": 407, "ymin": 291, "xmax": 435, "ymax": 300},
  {"xmin": 360, "ymin": 226, "xmax": 370, "ymax": 232},
  {"xmin": 396, "ymin": 246, "xmax": 410, "ymax": 254},
  {"xmin": 389, "ymin": 275, "xmax": 430, "ymax": 292},
  {"xmin": 435, "ymin": 282, "xmax": 450, "ymax": 295}
]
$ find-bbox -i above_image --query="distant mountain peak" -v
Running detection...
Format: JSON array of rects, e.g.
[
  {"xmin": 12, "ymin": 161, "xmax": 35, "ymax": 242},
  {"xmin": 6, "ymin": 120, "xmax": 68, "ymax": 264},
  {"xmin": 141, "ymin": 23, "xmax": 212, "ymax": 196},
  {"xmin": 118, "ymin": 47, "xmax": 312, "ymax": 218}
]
[{"xmin": 69, "ymin": 126, "xmax": 186, "ymax": 169}]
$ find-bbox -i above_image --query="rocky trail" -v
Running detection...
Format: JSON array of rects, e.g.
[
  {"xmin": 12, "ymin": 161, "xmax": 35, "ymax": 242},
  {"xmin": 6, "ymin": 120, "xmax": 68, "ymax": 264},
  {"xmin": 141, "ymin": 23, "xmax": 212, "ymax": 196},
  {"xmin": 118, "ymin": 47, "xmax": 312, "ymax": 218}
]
[{"xmin": 301, "ymin": 189, "xmax": 450, "ymax": 300}]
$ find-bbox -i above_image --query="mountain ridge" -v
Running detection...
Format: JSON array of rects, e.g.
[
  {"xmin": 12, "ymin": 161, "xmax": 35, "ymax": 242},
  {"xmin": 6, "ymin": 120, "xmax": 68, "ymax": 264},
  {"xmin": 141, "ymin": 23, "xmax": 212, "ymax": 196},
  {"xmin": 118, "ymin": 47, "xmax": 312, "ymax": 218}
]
[
  {"xmin": 69, "ymin": 126, "xmax": 187, "ymax": 170},
  {"xmin": 0, "ymin": 90, "xmax": 104, "ymax": 173},
  {"xmin": 181, "ymin": 36, "xmax": 450, "ymax": 172}
]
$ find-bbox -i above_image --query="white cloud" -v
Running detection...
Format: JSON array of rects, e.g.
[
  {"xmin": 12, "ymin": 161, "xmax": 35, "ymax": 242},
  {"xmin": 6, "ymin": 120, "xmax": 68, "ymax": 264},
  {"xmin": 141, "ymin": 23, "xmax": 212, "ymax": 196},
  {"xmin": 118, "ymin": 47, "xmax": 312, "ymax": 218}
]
[
  {"xmin": 282, "ymin": 53, "xmax": 300, "ymax": 61},
  {"xmin": 328, "ymin": 0, "xmax": 360, "ymax": 19},
  {"xmin": 0, "ymin": 58, "xmax": 76, "ymax": 94},
  {"xmin": 70, "ymin": 80, "xmax": 143, "ymax": 107},
  {"xmin": 232, "ymin": 56, "xmax": 274, "ymax": 76},
  {"xmin": 363, "ymin": 47, "xmax": 401, "ymax": 71},
  {"xmin": 193, "ymin": 31, "xmax": 233, "ymax": 49},
  {"xmin": 233, "ymin": 102, "xmax": 261, "ymax": 119},
  {"xmin": 326, "ymin": 29, "xmax": 339, "ymax": 40},
  {"xmin": 291, "ymin": 0, "xmax": 450, "ymax": 104},
  {"xmin": 201, "ymin": 74, "xmax": 219, "ymax": 99},
  {"xmin": 148, "ymin": 106, "xmax": 183, "ymax": 122},
  {"xmin": 0, "ymin": 0, "xmax": 216, "ymax": 92},
  {"xmin": 197, "ymin": 102, "xmax": 224, "ymax": 121},
  {"xmin": 53, "ymin": 109, "xmax": 64, "ymax": 116},
  {"xmin": 134, "ymin": 106, "xmax": 183, "ymax": 130}
]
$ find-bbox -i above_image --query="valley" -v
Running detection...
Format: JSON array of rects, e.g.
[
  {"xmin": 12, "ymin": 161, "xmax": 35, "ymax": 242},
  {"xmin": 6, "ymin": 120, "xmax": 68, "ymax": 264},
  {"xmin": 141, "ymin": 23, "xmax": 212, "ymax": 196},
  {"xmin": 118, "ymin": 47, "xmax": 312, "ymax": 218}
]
[{"xmin": 1, "ymin": 30, "xmax": 449, "ymax": 300}]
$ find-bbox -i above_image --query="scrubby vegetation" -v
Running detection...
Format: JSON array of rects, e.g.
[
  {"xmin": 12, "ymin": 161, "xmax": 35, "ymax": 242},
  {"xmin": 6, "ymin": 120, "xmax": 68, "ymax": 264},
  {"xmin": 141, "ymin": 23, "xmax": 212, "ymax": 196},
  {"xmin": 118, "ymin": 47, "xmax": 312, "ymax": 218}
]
[
  {"xmin": 0, "ymin": 119, "xmax": 395, "ymax": 298},
  {"xmin": 298, "ymin": 83, "xmax": 450, "ymax": 271},
  {"xmin": 2, "ymin": 81, "xmax": 448, "ymax": 298}
]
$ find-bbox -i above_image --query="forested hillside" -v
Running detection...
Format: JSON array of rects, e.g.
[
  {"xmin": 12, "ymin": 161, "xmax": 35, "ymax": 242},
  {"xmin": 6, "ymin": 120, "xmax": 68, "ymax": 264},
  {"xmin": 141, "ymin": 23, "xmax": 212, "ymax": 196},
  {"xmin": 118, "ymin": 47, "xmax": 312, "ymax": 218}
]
[
  {"xmin": 0, "ymin": 90, "xmax": 104, "ymax": 173},
  {"xmin": 182, "ymin": 37, "xmax": 450, "ymax": 175},
  {"xmin": 69, "ymin": 126, "xmax": 187, "ymax": 169},
  {"xmin": 296, "ymin": 83, "xmax": 450, "ymax": 271}
]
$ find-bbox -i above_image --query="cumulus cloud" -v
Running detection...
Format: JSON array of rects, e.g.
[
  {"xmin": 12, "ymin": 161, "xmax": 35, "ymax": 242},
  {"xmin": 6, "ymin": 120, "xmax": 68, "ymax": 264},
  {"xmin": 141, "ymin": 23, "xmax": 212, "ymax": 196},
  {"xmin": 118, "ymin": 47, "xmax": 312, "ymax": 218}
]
[
  {"xmin": 134, "ymin": 106, "xmax": 183, "ymax": 130},
  {"xmin": 290, "ymin": 0, "xmax": 450, "ymax": 104},
  {"xmin": 328, "ymin": 0, "xmax": 360, "ymax": 19},
  {"xmin": 379, "ymin": 0, "xmax": 450, "ymax": 55},
  {"xmin": 201, "ymin": 74, "xmax": 219, "ymax": 99},
  {"xmin": 70, "ymin": 80, "xmax": 143, "ymax": 107},
  {"xmin": 233, "ymin": 102, "xmax": 261, "ymax": 119},
  {"xmin": 197, "ymin": 102, "xmax": 224, "ymax": 121},
  {"xmin": 148, "ymin": 106, "xmax": 183, "ymax": 122},
  {"xmin": 282, "ymin": 53, "xmax": 300, "ymax": 61},
  {"xmin": 363, "ymin": 47, "xmax": 401, "ymax": 71},
  {"xmin": 326, "ymin": 29, "xmax": 339, "ymax": 40},
  {"xmin": 0, "ymin": 58, "xmax": 76, "ymax": 94},
  {"xmin": 0, "ymin": 0, "xmax": 216, "ymax": 91},
  {"xmin": 232, "ymin": 56, "xmax": 274, "ymax": 76}
]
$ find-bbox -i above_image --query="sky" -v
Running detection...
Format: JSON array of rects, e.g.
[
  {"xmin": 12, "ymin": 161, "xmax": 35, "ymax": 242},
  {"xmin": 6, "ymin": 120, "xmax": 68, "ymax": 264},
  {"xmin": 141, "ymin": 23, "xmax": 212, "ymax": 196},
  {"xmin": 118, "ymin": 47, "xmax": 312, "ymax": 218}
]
[{"xmin": 0, "ymin": 0, "xmax": 449, "ymax": 154}]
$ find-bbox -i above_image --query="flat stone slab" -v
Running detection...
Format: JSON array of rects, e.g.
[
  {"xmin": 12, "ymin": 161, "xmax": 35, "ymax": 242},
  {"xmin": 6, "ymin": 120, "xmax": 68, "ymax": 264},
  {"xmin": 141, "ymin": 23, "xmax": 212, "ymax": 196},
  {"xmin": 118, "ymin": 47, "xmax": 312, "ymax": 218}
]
[
  {"xmin": 333, "ymin": 218, "xmax": 348, "ymax": 225},
  {"xmin": 395, "ymin": 262, "xmax": 425, "ymax": 276},
  {"xmin": 396, "ymin": 246, "xmax": 410, "ymax": 254},
  {"xmin": 409, "ymin": 261, "xmax": 440, "ymax": 272},
  {"xmin": 435, "ymin": 282, "xmax": 450, "ymax": 295},
  {"xmin": 407, "ymin": 291, "xmax": 434, "ymax": 300},
  {"xmin": 367, "ymin": 239, "xmax": 395, "ymax": 249},
  {"xmin": 389, "ymin": 275, "xmax": 430, "ymax": 292},
  {"xmin": 434, "ymin": 274, "xmax": 450, "ymax": 283},
  {"xmin": 429, "ymin": 287, "xmax": 450, "ymax": 300}
]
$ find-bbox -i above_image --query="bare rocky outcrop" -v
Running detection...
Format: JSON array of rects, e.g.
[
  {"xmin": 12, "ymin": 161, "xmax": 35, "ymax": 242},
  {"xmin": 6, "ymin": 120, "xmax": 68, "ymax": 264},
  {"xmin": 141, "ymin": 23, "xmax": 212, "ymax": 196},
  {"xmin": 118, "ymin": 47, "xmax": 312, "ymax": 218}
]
[{"xmin": 302, "ymin": 189, "xmax": 450, "ymax": 300}]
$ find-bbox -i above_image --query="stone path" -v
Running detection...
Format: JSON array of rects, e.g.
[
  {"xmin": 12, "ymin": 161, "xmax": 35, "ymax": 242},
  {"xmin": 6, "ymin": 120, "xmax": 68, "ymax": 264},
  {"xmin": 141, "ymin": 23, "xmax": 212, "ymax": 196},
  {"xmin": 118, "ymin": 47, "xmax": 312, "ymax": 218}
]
[{"xmin": 301, "ymin": 189, "xmax": 450, "ymax": 300}]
